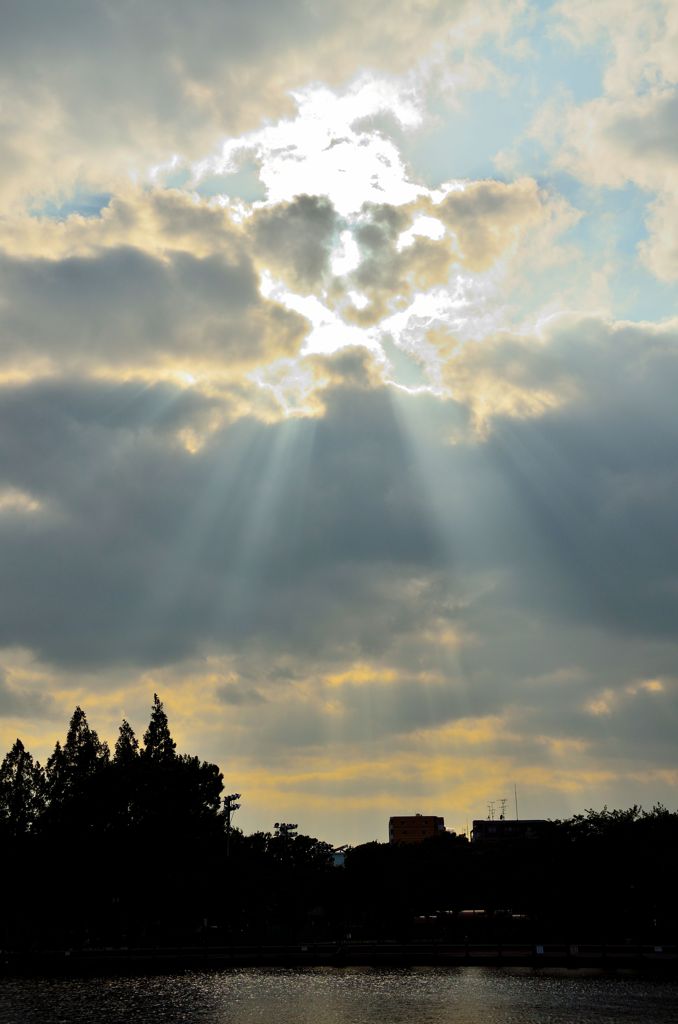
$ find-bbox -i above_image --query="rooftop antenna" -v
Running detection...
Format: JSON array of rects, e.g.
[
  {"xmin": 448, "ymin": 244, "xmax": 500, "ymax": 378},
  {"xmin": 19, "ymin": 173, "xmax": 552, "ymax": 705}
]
[
  {"xmin": 514, "ymin": 782, "xmax": 519, "ymax": 821},
  {"xmin": 499, "ymin": 798, "xmax": 507, "ymax": 821},
  {"xmin": 487, "ymin": 800, "xmax": 495, "ymax": 820}
]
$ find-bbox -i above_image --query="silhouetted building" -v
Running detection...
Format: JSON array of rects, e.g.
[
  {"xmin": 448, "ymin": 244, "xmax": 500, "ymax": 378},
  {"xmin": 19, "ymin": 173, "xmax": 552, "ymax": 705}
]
[
  {"xmin": 471, "ymin": 818, "xmax": 548, "ymax": 842},
  {"xmin": 389, "ymin": 814, "xmax": 445, "ymax": 844}
]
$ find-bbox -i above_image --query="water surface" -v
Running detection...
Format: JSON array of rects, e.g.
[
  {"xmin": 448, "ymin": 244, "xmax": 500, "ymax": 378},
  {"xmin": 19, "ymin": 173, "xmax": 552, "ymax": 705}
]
[{"xmin": 1, "ymin": 967, "xmax": 677, "ymax": 1024}]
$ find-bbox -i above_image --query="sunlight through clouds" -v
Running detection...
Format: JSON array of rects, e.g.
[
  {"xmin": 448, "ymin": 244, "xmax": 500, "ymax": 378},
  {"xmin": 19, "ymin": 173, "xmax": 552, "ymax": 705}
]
[
  {"xmin": 191, "ymin": 78, "xmax": 425, "ymax": 213},
  {"xmin": 0, "ymin": 0, "xmax": 677, "ymax": 844}
]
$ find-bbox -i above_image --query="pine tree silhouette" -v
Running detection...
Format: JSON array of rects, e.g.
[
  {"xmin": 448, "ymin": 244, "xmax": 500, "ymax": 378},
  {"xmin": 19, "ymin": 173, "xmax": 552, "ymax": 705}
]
[
  {"xmin": 114, "ymin": 719, "xmax": 139, "ymax": 765},
  {"xmin": 142, "ymin": 694, "xmax": 176, "ymax": 762},
  {"xmin": 0, "ymin": 738, "xmax": 45, "ymax": 837}
]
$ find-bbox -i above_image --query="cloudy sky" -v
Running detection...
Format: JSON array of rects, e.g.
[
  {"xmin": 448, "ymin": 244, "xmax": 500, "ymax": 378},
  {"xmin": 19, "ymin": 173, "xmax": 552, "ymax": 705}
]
[{"xmin": 1, "ymin": 0, "xmax": 677, "ymax": 844}]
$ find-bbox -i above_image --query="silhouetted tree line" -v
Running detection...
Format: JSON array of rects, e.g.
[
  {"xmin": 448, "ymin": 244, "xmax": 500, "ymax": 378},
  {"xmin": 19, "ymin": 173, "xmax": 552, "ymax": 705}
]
[
  {"xmin": 342, "ymin": 807, "xmax": 678, "ymax": 945},
  {"xmin": 1, "ymin": 701, "xmax": 677, "ymax": 951},
  {"xmin": 0, "ymin": 697, "xmax": 335, "ymax": 950}
]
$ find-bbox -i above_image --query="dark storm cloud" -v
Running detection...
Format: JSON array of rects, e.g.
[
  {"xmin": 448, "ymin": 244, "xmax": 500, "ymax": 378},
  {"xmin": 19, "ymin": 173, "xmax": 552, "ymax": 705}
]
[
  {"xmin": 0, "ymin": 668, "xmax": 53, "ymax": 719},
  {"xmin": 283, "ymin": 677, "xmax": 489, "ymax": 748},
  {"xmin": 448, "ymin": 606, "xmax": 678, "ymax": 760},
  {"xmin": 233, "ymin": 312, "xmax": 678, "ymax": 755},
  {"xmin": 439, "ymin": 316, "xmax": 678, "ymax": 637},
  {"xmin": 1, "ymin": 314, "xmax": 678, "ymax": 771},
  {"xmin": 216, "ymin": 683, "xmax": 267, "ymax": 706},
  {"xmin": 516, "ymin": 679, "xmax": 678, "ymax": 762},
  {"xmin": 341, "ymin": 203, "xmax": 453, "ymax": 325},
  {"xmin": 249, "ymin": 195, "xmax": 338, "ymax": 291},
  {"xmin": 0, "ymin": 246, "xmax": 304, "ymax": 372},
  {"xmin": 0, "ymin": 377, "xmax": 442, "ymax": 669}
]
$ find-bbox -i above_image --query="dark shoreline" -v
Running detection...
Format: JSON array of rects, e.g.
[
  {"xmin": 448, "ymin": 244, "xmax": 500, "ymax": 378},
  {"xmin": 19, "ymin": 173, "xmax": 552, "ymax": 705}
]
[{"xmin": 3, "ymin": 942, "xmax": 677, "ymax": 977}]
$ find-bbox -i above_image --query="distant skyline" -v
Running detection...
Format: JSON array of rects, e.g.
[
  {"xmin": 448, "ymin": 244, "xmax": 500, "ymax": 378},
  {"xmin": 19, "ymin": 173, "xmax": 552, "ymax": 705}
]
[{"xmin": 0, "ymin": 0, "xmax": 677, "ymax": 845}]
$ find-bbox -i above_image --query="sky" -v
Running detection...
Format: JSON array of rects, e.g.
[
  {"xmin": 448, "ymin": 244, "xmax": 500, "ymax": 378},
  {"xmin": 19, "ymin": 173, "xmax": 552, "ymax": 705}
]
[{"xmin": 1, "ymin": 0, "xmax": 677, "ymax": 845}]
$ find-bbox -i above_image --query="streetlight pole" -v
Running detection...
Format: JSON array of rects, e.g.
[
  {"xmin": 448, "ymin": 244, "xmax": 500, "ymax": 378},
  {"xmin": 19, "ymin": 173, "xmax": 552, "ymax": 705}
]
[{"xmin": 224, "ymin": 793, "xmax": 241, "ymax": 858}]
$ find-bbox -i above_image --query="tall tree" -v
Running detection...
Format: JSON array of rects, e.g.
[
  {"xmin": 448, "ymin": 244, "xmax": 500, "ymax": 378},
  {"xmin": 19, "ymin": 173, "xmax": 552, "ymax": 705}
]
[
  {"xmin": 44, "ymin": 739, "xmax": 67, "ymax": 806},
  {"xmin": 63, "ymin": 705, "xmax": 109, "ymax": 778},
  {"xmin": 142, "ymin": 694, "xmax": 176, "ymax": 762},
  {"xmin": 110, "ymin": 718, "xmax": 139, "ymax": 819},
  {"xmin": 114, "ymin": 719, "xmax": 139, "ymax": 766},
  {"xmin": 175, "ymin": 754, "xmax": 224, "ymax": 825},
  {"xmin": 0, "ymin": 739, "xmax": 45, "ymax": 836},
  {"xmin": 42, "ymin": 708, "xmax": 110, "ymax": 839}
]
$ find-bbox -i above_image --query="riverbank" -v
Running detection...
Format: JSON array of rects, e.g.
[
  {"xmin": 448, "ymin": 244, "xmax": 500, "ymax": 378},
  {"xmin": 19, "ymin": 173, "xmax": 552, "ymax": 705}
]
[{"xmin": 3, "ymin": 941, "xmax": 677, "ymax": 976}]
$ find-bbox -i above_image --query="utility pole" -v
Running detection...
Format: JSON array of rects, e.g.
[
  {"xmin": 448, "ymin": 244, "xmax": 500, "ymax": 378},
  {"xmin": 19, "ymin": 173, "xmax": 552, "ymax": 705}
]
[{"xmin": 224, "ymin": 793, "xmax": 241, "ymax": 857}]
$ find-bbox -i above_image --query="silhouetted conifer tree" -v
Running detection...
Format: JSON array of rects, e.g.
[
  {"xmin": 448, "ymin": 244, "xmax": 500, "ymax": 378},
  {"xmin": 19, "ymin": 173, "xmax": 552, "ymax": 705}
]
[
  {"xmin": 107, "ymin": 718, "xmax": 141, "ymax": 832},
  {"xmin": 0, "ymin": 739, "xmax": 45, "ymax": 837},
  {"xmin": 41, "ymin": 707, "xmax": 110, "ymax": 843},
  {"xmin": 63, "ymin": 705, "xmax": 109, "ymax": 778},
  {"xmin": 114, "ymin": 719, "xmax": 139, "ymax": 765},
  {"xmin": 142, "ymin": 694, "xmax": 176, "ymax": 761},
  {"xmin": 44, "ymin": 739, "xmax": 67, "ymax": 806}
]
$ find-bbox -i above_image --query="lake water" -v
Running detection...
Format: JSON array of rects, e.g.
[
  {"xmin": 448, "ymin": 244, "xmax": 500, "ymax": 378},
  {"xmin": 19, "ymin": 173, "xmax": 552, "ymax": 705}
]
[{"xmin": 1, "ymin": 967, "xmax": 677, "ymax": 1024}]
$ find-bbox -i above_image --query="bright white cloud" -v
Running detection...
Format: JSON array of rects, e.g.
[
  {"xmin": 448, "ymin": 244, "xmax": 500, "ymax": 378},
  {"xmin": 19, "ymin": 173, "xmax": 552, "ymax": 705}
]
[{"xmin": 192, "ymin": 80, "xmax": 426, "ymax": 215}]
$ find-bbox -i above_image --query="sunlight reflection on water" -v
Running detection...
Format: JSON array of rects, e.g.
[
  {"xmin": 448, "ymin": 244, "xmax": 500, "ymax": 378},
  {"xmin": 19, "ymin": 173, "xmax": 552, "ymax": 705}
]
[{"xmin": 1, "ymin": 967, "xmax": 677, "ymax": 1024}]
